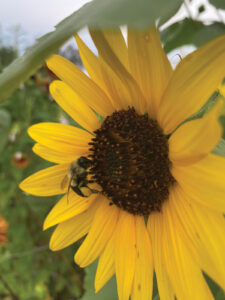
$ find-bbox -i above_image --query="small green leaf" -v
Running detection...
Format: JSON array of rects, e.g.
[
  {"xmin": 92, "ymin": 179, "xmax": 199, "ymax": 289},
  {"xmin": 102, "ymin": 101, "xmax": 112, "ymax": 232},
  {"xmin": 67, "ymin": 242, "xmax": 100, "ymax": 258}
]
[
  {"xmin": 0, "ymin": 109, "xmax": 11, "ymax": 152},
  {"xmin": 204, "ymin": 274, "xmax": 225, "ymax": 300},
  {"xmin": 81, "ymin": 261, "xmax": 117, "ymax": 300},
  {"xmin": 219, "ymin": 115, "xmax": 225, "ymax": 139},
  {"xmin": 212, "ymin": 139, "xmax": 225, "ymax": 157},
  {"xmin": 198, "ymin": 5, "xmax": 205, "ymax": 14},
  {"xmin": 161, "ymin": 18, "xmax": 203, "ymax": 52},
  {"xmin": 161, "ymin": 19, "xmax": 225, "ymax": 53},
  {"xmin": 193, "ymin": 22, "xmax": 225, "ymax": 47},
  {"xmin": 209, "ymin": 0, "xmax": 225, "ymax": 9},
  {"xmin": 0, "ymin": 0, "xmax": 182, "ymax": 102}
]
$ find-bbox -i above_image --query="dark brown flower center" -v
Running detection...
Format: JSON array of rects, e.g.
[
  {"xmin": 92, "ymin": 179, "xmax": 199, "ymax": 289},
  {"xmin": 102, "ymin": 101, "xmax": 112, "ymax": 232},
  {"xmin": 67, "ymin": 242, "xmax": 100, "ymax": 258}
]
[{"xmin": 88, "ymin": 108, "xmax": 175, "ymax": 216}]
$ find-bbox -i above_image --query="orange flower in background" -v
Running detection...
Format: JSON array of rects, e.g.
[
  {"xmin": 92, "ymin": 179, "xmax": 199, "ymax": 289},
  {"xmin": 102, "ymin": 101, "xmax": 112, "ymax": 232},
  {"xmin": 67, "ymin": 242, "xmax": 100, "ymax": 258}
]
[
  {"xmin": 0, "ymin": 215, "xmax": 8, "ymax": 244},
  {"xmin": 12, "ymin": 152, "xmax": 30, "ymax": 169},
  {"xmin": 20, "ymin": 27, "xmax": 225, "ymax": 300}
]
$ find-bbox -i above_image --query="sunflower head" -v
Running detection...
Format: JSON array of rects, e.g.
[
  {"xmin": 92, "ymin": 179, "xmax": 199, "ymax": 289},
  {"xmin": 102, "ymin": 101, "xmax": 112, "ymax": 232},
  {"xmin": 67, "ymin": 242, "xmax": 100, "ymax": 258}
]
[
  {"xmin": 20, "ymin": 27, "xmax": 225, "ymax": 300},
  {"xmin": 89, "ymin": 107, "xmax": 175, "ymax": 215}
]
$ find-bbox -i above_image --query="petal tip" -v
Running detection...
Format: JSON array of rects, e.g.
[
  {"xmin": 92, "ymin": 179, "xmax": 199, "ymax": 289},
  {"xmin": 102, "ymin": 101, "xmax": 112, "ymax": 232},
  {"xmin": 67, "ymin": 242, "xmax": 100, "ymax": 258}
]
[
  {"xmin": 74, "ymin": 252, "xmax": 87, "ymax": 268},
  {"xmin": 27, "ymin": 125, "xmax": 34, "ymax": 138},
  {"xmin": 19, "ymin": 179, "xmax": 28, "ymax": 193},
  {"xmin": 43, "ymin": 219, "xmax": 50, "ymax": 231},
  {"xmin": 46, "ymin": 54, "xmax": 58, "ymax": 68},
  {"xmin": 49, "ymin": 240, "xmax": 57, "ymax": 251},
  {"xmin": 94, "ymin": 284, "xmax": 100, "ymax": 294}
]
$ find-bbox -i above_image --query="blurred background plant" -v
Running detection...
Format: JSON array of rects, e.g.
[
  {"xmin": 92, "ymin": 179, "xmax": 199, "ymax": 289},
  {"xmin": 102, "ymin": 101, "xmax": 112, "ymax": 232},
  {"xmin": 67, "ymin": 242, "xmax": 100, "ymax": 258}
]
[
  {"xmin": 0, "ymin": 38, "xmax": 86, "ymax": 299},
  {"xmin": 0, "ymin": 0, "xmax": 225, "ymax": 299}
]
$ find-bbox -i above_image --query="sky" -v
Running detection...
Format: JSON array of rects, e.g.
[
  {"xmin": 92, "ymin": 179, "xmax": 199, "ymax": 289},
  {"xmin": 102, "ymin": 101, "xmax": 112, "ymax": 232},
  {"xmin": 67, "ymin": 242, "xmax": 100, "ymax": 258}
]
[
  {"xmin": 0, "ymin": 0, "xmax": 91, "ymax": 52},
  {"xmin": 0, "ymin": 0, "xmax": 224, "ymax": 55}
]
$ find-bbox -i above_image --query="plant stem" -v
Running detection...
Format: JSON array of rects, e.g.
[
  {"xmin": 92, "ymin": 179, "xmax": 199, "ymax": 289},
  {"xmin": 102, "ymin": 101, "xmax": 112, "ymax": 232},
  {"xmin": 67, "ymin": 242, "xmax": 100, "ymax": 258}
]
[{"xmin": 0, "ymin": 274, "xmax": 19, "ymax": 300}]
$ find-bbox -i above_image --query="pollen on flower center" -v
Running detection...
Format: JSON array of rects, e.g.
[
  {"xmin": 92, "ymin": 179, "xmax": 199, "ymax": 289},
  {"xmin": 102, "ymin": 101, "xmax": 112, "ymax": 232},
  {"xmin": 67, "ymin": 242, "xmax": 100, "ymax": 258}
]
[{"xmin": 88, "ymin": 108, "xmax": 175, "ymax": 215}]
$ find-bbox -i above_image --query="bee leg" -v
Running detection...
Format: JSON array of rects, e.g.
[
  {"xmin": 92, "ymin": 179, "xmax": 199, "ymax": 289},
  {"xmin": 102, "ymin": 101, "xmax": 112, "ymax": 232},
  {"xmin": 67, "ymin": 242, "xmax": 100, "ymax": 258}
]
[
  {"xmin": 86, "ymin": 180, "xmax": 100, "ymax": 194},
  {"xmin": 89, "ymin": 188, "xmax": 99, "ymax": 194},
  {"xmin": 87, "ymin": 180, "xmax": 95, "ymax": 184},
  {"xmin": 72, "ymin": 186, "xmax": 86, "ymax": 197}
]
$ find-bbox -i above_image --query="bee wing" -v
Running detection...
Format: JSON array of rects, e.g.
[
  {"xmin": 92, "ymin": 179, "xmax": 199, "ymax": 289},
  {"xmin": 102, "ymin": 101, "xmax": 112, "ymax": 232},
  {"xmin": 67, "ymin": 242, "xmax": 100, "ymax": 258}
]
[
  {"xmin": 67, "ymin": 177, "xmax": 74, "ymax": 204},
  {"xmin": 61, "ymin": 175, "xmax": 69, "ymax": 190}
]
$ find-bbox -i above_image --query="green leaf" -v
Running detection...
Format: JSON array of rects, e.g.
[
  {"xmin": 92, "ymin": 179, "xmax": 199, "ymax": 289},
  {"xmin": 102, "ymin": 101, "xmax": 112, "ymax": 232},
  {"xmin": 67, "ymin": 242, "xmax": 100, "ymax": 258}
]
[
  {"xmin": 0, "ymin": 0, "xmax": 182, "ymax": 102},
  {"xmin": 219, "ymin": 115, "xmax": 225, "ymax": 139},
  {"xmin": 212, "ymin": 99, "xmax": 225, "ymax": 157},
  {"xmin": 209, "ymin": 0, "xmax": 225, "ymax": 9},
  {"xmin": 152, "ymin": 273, "xmax": 159, "ymax": 300},
  {"xmin": 0, "ymin": 109, "xmax": 11, "ymax": 152},
  {"xmin": 161, "ymin": 19, "xmax": 225, "ymax": 53},
  {"xmin": 193, "ymin": 22, "xmax": 225, "ymax": 47},
  {"xmin": 198, "ymin": 5, "xmax": 205, "ymax": 14},
  {"xmin": 213, "ymin": 139, "xmax": 225, "ymax": 157},
  {"xmin": 81, "ymin": 261, "xmax": 118, "ymax": 300},
  {"xmin": 204, "ymin": 274, "xmax": 225, "ymax": 300}
]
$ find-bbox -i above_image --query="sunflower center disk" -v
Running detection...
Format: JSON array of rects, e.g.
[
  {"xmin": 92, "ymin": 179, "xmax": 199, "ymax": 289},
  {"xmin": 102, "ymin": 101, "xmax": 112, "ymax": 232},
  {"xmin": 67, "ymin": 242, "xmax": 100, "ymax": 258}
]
[{"xmin": 89, "ymin": 108, "xmax": 175, "ymax": 216}]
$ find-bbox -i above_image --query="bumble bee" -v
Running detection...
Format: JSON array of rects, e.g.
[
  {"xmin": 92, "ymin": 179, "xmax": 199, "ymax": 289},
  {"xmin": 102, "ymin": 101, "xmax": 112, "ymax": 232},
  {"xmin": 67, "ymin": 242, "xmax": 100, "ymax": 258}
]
[{"xmin": 61, "ymin": 156, "xmax": 98, "ymax": 202}]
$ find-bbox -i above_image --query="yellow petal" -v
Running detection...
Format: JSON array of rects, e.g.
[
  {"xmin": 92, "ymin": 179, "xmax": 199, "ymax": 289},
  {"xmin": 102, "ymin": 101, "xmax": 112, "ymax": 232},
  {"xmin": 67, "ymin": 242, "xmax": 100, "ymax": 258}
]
[
  {"xmin": 19, "ymin": 163, "xmax": 69, "ymax": 196},
  {"xmin": 131, "ymin": 216, "xmax": 153, "ymax": 300},
  {"xmin": 90, "ymin": 30, "xmax": 146, "ymax": 114},
  {"xmin": 115, "ymin": 211, "xmax": 136, "ymax": 300},
  {"xmin": 28, "ymin": 122, "xmax": 91, "ymax": 154},
  {"xmin": 50, "ymin": 80, "xmax": 100, "ymax": 132},
  {"xmin": 169, "ymin": 99, "xmax": 223, "ymax": 166},
  {"xmin": 49, "ymin": 198, "xmax": 100, "ymax": 251},
  {"xmin": 46, "ymin": 54, "xmax": 114, "ymax": 117},
  {"xmin": 75, "ymin": 35, "xmax": 109, "ymax": 95},
  {"xmin": 162, "ymin": 189, "xmax": 214, "ymax": 300},
  {"xmin": 158, "ymin": 33, "xmax": 225, "ymax": 134},
  {"xmin": 170, "ymin": 185, "xmax": 225, "ymax": 290},
  {"xmin": 128, "ymin": 27, "xmax": 172, "ymax": 118},
  {"xmin": 172, "ymin": 153, "xmax": 225, "ymax": 213},
  {"xmin": 43, "ymin": 192, "xmax": 98, "ymax": 230},
  {"xmin": 219, "ymin": 83, "xmax": 225, "ymax": 97},
  {"xmin": 75, "ymin": 196, "xmax": 119, "ymax": 267},
  {"xmin": 102, "ymin": 29, "xmax": 129, "ymax": 70},
  {"xmin": 95, "ymin": 233, "xmax": 115, "ymax": 292},
  {"xmin": 33, "ymin": 143, "xmax": 81, "ymax": 164},
  {"xmin": 75, "ymin": 35, "xmax": 127, "ymax": 110},
  {"xmin": 148, "ymin": 213, "xmax": 174, "ymax": 300},
  {"xmin": 98, "ymin": 57, "xmax": 133, "ymax": 110}
]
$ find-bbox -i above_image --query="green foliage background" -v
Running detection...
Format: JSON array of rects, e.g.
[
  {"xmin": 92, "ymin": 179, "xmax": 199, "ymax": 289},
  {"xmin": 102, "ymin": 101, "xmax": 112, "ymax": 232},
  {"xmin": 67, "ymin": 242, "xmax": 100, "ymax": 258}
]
[
  {"xmin": 0, "ymin": 0, "xmax": 225, "ymax": 299},
  {"xmin": 0, "ymin": 74, "xmax": 86, "ymax": 299}
]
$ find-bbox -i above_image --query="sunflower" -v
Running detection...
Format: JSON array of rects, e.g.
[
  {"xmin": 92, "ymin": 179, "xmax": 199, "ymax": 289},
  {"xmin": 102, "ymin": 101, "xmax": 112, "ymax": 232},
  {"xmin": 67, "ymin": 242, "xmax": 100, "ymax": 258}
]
[{"xmin": 20, "ymin": 27, "xmax": 225, "ymax": 300}]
